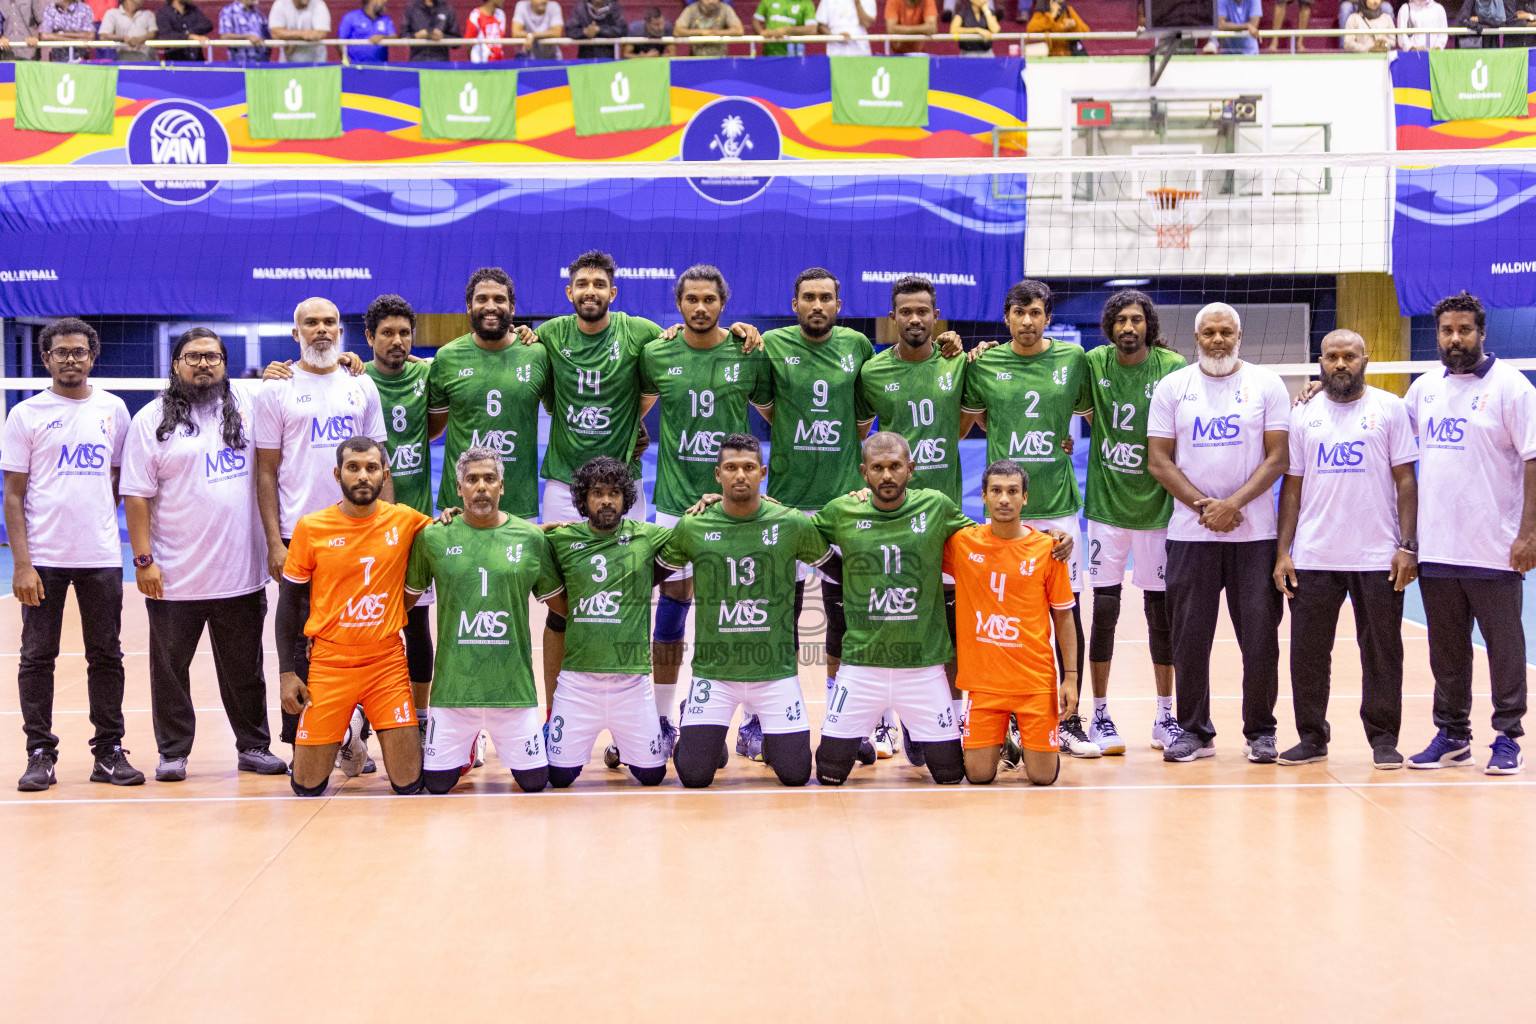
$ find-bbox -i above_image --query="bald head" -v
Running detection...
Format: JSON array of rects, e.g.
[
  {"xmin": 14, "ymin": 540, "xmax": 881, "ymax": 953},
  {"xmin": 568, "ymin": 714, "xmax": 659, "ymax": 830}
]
[
  {"xmin": 862, "ymin": 430, "xmax": 910, "ymax": 462},
  {"xmin": 1319, "ymin": 328, "xmax": 1368, "ymax": 401},
  {"xmin": 293, "ymin": 296, "xmax": 342, "ymax": 369},
  {"xmin": 1321, "ymin": 329, "xmax": 1365, "ymax": 357},
  {"xmin": 860, "ymin": 431, "xmax": 914, "ymax": 508}
]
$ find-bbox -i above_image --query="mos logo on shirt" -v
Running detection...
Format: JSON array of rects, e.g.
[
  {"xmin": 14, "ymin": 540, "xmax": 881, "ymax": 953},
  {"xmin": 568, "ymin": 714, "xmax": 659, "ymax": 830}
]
[
  {"xmin": 205, "ymin": 448, "xmax": 247, "ymax": 476},
  {"xmin": 469, "ymin": 428, "xmax": 516, "ymax": 456},
  {"xmin": 345, "ymin": 591, "xmax": 390, "ymax": 621},
  {"xmin": 793, "ymin": 419, "xmax": 842, "ymax": 445},
  {"xmin": 975, "ymin": 612, "xmax": 1021, "ymax": 642},
  {"xmin": 719, "ymin": 599, "xmax": 769, "ymax": 627},
  {"xmin": 679, "ymin": 429, "xmax": 723, "ymax": 457},
  {"xmin": 1316, "ymin": 441, "xmax": 1365, "ymax": 468},
  {"xmin": 1100, "ymin": 439, "xmax": 1143, "ymax": 469},
  {"xmin": 1008, "ymin": 430, "xmax": 1055, "ymax": 458},
  {"xmin": 310, "ymin": 415, "xmax": 357, "ymax": 443},
  {"xmin": 459, "ymin": 610, "xmax": 509, "ymax": 639},
  {"xmin": 913, "ymin": 438, "xmax": 947, "ymax": 464},
  {"xmin": 1424, "ymin": 416, "xmax": 1466, "ymax": 444},
  {"xmin": 565, "ymin": 405, "xmax": 612, "ymax": 431},
  {"xmin": 868, "ymin": 586, "xmax": 917, "ymax": 616},
  {"xmin": 57, "ymin": 443, "xmax": 108, "ymax": 470},
  {"xmin": 1192, "ymin": 415, "xmax": 1240, "ymax": 442},
  {"xmin": 577, "ymin": 590, "xmax": 622, "ymax": 617}
]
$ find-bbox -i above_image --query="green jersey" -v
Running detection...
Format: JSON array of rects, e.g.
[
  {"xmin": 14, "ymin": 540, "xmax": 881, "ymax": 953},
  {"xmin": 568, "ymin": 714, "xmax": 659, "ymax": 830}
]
[
  {"xmin": 404, "ymin": 516, "xmax": 563, "ymax": 708},
  {"xmin": 657, "ymin": 501, "xmax": 830, "ymax": 682},
  {"xmin": 425, "ymin": 335, "xmax": 550, "ymax": 519},
  {"xmin": 960, "ymin": 340, "xmax": 1089, "ymax": 520},
  {"xmin": 855, "ymin": 345, "xmax": 967, "ymax": 502},
  {"xmin": 754, "ymin": 0, "xmax": 814, "ymax": 54},
  {"xmin": 365, "ymin": 360, "xmax": 433, "ymax": 516},
  {"xmin": 760, "ymin": 325, "xmax": 875, "ymax": 510},
  {"xmin": 639, "ymin": 334, "xmax": 773, "ymax": 516},
  {"xmin": 812, "ymin": 488, "xmax": 974, "ymax": 668},
  {"xmin": 536, "ymin": 312, "xmax": 662, "ymax": 484},
  {"xmin": 1076, "ymin": 344, "xmax": 1187, "ymax": 530},
  {"xmin": 546, "ymin": 519, "xmax": 672, "ymax": 674}
]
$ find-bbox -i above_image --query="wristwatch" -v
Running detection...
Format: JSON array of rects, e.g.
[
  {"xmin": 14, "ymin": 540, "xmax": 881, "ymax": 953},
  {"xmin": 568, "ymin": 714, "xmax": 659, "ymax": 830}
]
[
  {"xmin": 1397, "ymin": 540, "xmax": 1418, "ymax": 554},
  {"xmin": 133, "ymin": 552, "xmax": 154, "ymax": 569}
]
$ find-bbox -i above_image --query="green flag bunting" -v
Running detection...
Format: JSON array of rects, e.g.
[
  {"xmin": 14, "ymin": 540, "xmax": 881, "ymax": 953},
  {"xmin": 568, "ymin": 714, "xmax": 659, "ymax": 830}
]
[
  {"xmin": 419, "ymin": 69, "xmax": 518, "ymax": 141},
  {"xmin": 1429, "ymin": 50, "xmax": 1529, "ymax": 122},
  {"xmin": 568, "ymin": 59, "xmax": 671, "ymax": 137},
  {"xmin": 244, "ymin": 66, "xmax": 343, "ymax": 141},
  {"xmin": 14, "ymin": 63, "xmax": 118, "ymax": 135},
  {"xmin": 830, "ymin": 56, "xmax": 929, "ymax": 129}
]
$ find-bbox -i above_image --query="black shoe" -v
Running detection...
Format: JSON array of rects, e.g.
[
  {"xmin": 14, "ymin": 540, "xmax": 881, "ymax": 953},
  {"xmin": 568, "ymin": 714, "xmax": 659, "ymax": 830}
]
[
  {"xmin": 90, "ymin": 746, "xmax": 145, "ymax": 786},
  {"xmin": 856, "ymin": 737, "xmax": 877, "ymax": 766},
  {"xmin": 717, "ymin": 741, "xmax": 730, "ymax": 770},
  {"xmin": 902, "ymin": 723, "xmax": 926, "ymax": 767},
  {"xmin": 1372, "ymin": 745, "xmax": 1405, "ymax": 770},
  {"xmin": 1277, "ymin": 739, "xmax": 1328, "ymax": 765},
  {"xmin": 17, "ymin": 747, "xmax": 57, "ymax": 792}
]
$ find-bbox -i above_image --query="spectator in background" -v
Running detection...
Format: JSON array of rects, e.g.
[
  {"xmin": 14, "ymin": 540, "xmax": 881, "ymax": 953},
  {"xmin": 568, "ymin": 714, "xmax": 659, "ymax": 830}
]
[
  {"xmin": 675, "ymin": 0, "xmax": 742, "ymax": 56},
  {"xmin": 1514, "ymin": 0, "xmax": 1536, "ymax": 44},
  {"xmin": 404, "ymin": 0, "xmax": 460, "ymax": 59},
  {"xmin": 219, "ymin": 0, "xmax": 270, "ymax": 62},
  {"xmin": 624, "ymin": 6, "xmax": 675, "ymax": 55},
  {"xmin": 566, "ymin": 0, "xmax": 624, "ymax": 57},
  {"xmin": 467, "ymin": 0, "xmax": 506, "ymax": 59},
  {"xmin": 154, "ymin": 0, "xmax": 212, "ymax": 58},
  {"xmin": 268, "ymin": 0, "xmax": 330, "ymax": 61},
  {"xmin": 1215, "ymin": 0, "xmax": 1262, "ymax": 53},
  {"xmin": 1024, "ymin": 0, "xmax": 1088, "ymax": 55},
  {"xmin": 1342, "ymin": 0, "xmax": 1397, "ymax": 49},
  {"xmin": 512, "ymin": 0, "xmax": 562, "ymax": 57},
  {"xmin": 3, "ymin": 0, "xmax": 48, "ymax": 59},
  {"xmin": 885, "ymin": 0, "xmax": 936, "ymax": 53},
  {"xmin": 98, "ymin": 0, "xmax": 156, "ymax": 59},
  {"xmin": 816, "ymin": 0, "xmax": 873, "ymax": 53},
  {"xmin": 338, "ymin": 0, "xmax": 394, "ymax": 60},
  {"xmin": 952, "ymin": 0, "xmax": 997, "ymax": 52},
  {"xmin": 1398, "ymin": 0, "xmax": 1448, "ymax": 47},
  {"xmin": 753, "ymin": 0, "xmax": 815, "ymax": 54},
  {"xmin": 1456, "ymin": 0, "xmax": 1509, "ymax": 46},
  {"xmin": 1267, "ymin": 0, "xmax": 1310, "ymax": 51},
  {"xmin": 37, "ymin": 0, "xmax": 95, "ymax": 60}
]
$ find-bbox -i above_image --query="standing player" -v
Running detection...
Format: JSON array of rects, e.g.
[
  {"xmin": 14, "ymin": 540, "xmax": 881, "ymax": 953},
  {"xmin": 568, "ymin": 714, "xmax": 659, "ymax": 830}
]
[
  {"xmin": 405, "ymin": 447, "xmax": 564, "ymax": 793},
  {"xmin": 658, "ymin": 434, "xmax": 829, "ymax": 787},
  {"xmin": 277, "ymin": 437, "xmax": 430, "ymax": 797},
  {"xmin": 542, "ymin": 457, "xmax": 673, "ymax": 787},
  {"xmin": 946, "ymin": 460, "xmax": 1078, "ymax": 785},
  {"xmin": 1074, "ymin": 289, "xmax": 1187, "ymax": 753},
  {"xmin": 961, "ymin": 279, "xmax": 1096, "ymax": 757},
  {"xmin": 5, "ymin": 318, "xmax": 138, "ymax": 791}
]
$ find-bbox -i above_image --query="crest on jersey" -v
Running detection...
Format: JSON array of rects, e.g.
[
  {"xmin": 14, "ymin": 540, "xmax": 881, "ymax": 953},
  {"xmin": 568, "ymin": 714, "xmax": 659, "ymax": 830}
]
[
  {"xmin": 1145, "ymin": 381, "xmax": 1156, "ymax": 399},
  {"xmin": 762, "ymin": 524, "xmax": 779, "ymax": 545},
  {"xmin": 1052, "ymin": 367, "xmax": 1069, "ymax": 387},
  {"xmin": 937, "ymin": 371, "xmax": 955, "ymax": 392},
  {"xmin": 1020, "ymin": 557, "xmax": 1037, "ymax": 575},
  {"xmin": 910, "ymin": 512, "xmax": 927, "ymax": 533},
  {"xmin": 413, "ymin": 378, "xmax": 427, "ymax": 397},
  {"xmin": 507, "ymin": 543, "xmax": 523, "ymax": 562},
  {"xmin": 840, "ymin": 354, "xmax": 857, "ymax": 373},
  {"xmin": 1359, "ymin": 412, "xmax": 1381, "ymax": 431},
  {"xmin": 724, "ymin": 363, "xmax": 741, "ymax": 383},
  {"xmin": 1470, "ymin": 392, "xmax": 1491, "ymax": 412},
  {"xmin": 384, "ymin": 527, "xmax": 400, "ymax": 546}
]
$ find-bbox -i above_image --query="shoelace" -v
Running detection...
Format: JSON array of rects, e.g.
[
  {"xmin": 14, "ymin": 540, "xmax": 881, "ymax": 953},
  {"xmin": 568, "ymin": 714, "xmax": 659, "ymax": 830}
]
[
  {"xmin": 1159, "ymin": 713, "xmax": 1182, "ymax": 737},
  {"xmin": 1093, "ymin": 709, "xmax": 1117, "ymax": 735},
  {"xmin": 874, "ymin": 722, "xmax": 895, "ymax": 743},
  {"xmin": 27, "ymin": 750, "xmax": 51, "ymax": 771},
  {"xmin": 1061, "ymin": 716, "xmax": 1087, "ymax": 742}
]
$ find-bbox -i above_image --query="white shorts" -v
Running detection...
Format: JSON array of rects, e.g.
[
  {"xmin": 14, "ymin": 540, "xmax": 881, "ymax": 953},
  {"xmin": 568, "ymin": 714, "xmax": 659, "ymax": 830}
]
[
  {"xmin": 821, "ymin": 664, "xmax": 960, "ymax": 743},
  {"xmin": 541, "ymin": 479, "xmax": 649, "ymax": 527},
  {"xmin": 547, "ymin": 670, "xmax": 665, "ymax": 769},
  {"xmin": 1086, "ymin": 521, "xmax": 1168, "ymax": 592},
  {"xmin": 681, "ymin": 676, "xmax": 808, "ymax": 733},
  {"xmin": 422, "ymin": 705, "xmax": 544, "ymax": 771},
  {"xmin": 1022, "ymin": 513, "xmax": 1082, "ymax": 593},
  {"xmin": 654, "ymin": 510, "xmax": 692, "ymax": 581}
]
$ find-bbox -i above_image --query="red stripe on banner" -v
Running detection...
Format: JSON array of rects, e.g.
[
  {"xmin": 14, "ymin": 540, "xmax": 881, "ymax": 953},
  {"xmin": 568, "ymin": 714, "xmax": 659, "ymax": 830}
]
[
  {"xmin": 0, "ymin": 120, "xmax": 72, "ymax": 161},
  {"xmin": 1396, "ymin": 125, "xmax": 1536, "ymax": 151},
  {"xmin": 234, "ymin": 127, "xmax": 481, "ymax": 160}
]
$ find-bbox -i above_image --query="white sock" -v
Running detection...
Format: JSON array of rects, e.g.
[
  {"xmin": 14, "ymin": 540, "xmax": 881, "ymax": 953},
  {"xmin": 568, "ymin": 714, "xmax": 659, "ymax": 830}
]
[
  {"xmin": 654, "ymin": 683, "xmax": 678, "ymax": 724},
  {"xmin": 1157, "ymin": 695, "xmax": 1173, "ymax": 714},
  {"xmin": 1093, "ymin": 697, "xmax": 1108, "ymax": 714}
]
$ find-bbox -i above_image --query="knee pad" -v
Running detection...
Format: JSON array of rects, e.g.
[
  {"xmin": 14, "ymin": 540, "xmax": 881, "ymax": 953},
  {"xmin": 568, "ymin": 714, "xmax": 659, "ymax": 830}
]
[
  {"xmin": 404, "ymin": 606, "xmax": 434, "ymax": 683},
  {"xmin": 511, "ymin": 766, "xmax": 549, "ymax": 793},
  {"xmin": 630, "ymin": 764, "xmax": 667, "ymax": 786},
  {"xmin": 945, "ymin": 588, "xmax": 957, "ymax": 643},
  {"xmin": 823, "ymin": 582, "xmax": 846, "ymax": 660},
  {"xmin": 1144, "ymin": 592, "xmax": 1172, "ymax": 666},
  {"xmin": 763, "ymin": 731, "xmax": 812, "ymax": 787},
  {"xmin": 653, "ymin": 594, "xmax": 691, "ymax": 645},
  {"xmin": 548, "ymin": 764, "xmax": 582, "ymax": 788},
  {"xmin": 422, "ymin": 768, "xmax": 461, "ymax": 795},
  {"xmin": 675, "ymin": 725, "xmax": 729, "ymax": 788},
  {"xmin": 391, "ymin": 775, "xmax": 425, "ymax": 795},
  {"xmin": 545, "ymin": 612, "xmax": 567, "ymax": 635},
  {"xmin": 793, "ymin": 579, "xmax": 807, "ymax": 649},
  {"xmin": 815, "ymin": 736, "xmax": 862, "ymax": 786},
  {"xmin": 921, "ymin": 740, "xmax": 966, "ymax": 785},
  {"xmin": 1089, "ymin": 584, "xmax": 1123, "ymax": 664},
  {"xmin": 290, "ymin": 775, "xmax": 328, "ymax": 798}
]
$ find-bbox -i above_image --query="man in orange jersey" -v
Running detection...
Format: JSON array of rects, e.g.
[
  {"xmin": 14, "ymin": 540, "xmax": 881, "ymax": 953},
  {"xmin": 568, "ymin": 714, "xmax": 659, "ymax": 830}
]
[
  {"xmin": 944, "ymin": 459, "xmax": 1079, "ymax": 786},
  {"xmin": 277, "ymin": 436, "xmax": 433, "ymax": 797}
]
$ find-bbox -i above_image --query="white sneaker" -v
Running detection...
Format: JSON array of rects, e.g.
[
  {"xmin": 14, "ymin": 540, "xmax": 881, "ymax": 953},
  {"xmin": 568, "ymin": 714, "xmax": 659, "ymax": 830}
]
[
  {"xmin": 1150, "ymin": 710, "xmax": 1183, "ymax": 751},
  {"xmin": 1088, "ymin": 706, "xmax": 1126, "ymax": 755},
  {"xmin": 1058, "ymin": 715, "xmax": 1103, "ymax": 758},
  {"xmin": 873, "ymin": 717, "xmax": 897, "ymax": 759},
  {"xmin": 337, "ymin": 706, "xmax": 369, "ymax": 778},
  {"xmin": 473, "ymin": 731, "xmax": 487, "ymax": 768}
]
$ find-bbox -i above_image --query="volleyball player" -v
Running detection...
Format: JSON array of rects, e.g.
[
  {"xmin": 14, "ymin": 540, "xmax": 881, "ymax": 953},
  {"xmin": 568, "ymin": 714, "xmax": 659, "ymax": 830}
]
[
  {"xmin": 277, "ymin": 436, "xmax": 429, "ymax": 797},
  {"xmin": 1075, "ymin": 290, "xmax": 1186, "ymax": 753},
  {"xmin": 405, "ymin": 447, "xmax": 564, "ymax": 793}
]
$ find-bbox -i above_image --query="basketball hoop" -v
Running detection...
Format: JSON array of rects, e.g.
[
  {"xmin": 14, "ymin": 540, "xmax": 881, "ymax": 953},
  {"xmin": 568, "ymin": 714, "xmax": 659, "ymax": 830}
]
[{"xmin": 1146, "ymin": 188, "xmax": 1201, "ymax": 249}]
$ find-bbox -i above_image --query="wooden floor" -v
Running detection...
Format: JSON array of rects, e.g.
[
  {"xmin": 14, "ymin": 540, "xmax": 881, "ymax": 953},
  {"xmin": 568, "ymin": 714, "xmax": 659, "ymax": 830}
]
[{"xmin": 2, "ymin": 582, "xmax": 1533, "ymax": 1024}]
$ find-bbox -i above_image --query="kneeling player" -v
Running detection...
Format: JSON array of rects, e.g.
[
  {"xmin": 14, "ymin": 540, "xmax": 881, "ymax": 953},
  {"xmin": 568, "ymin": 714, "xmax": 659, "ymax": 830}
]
[
  {"xmin": 543, "ymin": 457, "xmax": 674, "ymax": 787},
  {"xmin": 277, "ymin": 437, "xmax": 430, "ymax": 797},
  {"xmin": 657, "ymin": 434, "xmax": 827, "ymax": 787},
  {"xmin": 405, "ymin": 447, "xmax": 564, "ymax": 794},
  {"xmin": 946, "ymin": 461, "xmax": 1078, "ymax": 786}
]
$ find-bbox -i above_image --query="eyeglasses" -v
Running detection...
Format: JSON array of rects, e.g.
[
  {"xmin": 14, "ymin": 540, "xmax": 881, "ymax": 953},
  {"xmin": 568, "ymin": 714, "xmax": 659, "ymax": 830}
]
[
  {"xmin": 177, "ymin": 352, "xmax": 225, "ymax": 367},
  {"xmin": 47, "ymin": 348, "xmax": 92, "ymax": 363}
]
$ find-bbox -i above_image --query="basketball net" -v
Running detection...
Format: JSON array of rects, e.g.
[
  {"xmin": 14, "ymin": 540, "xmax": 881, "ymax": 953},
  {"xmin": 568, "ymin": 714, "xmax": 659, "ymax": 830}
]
[{"xmin": 1146, "ymin": 188, "xmax": 1201, "ymax": 249}]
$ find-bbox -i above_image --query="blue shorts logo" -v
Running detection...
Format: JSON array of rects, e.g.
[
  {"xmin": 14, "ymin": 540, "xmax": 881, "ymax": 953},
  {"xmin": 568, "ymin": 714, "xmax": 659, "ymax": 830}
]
[
  {"xmin": 126, "ymin": 100, "xmax": 231, "ymax": 206},
  {"xmin": 681, "ymin": 97, "xmax": 781, "ymax": 206}
]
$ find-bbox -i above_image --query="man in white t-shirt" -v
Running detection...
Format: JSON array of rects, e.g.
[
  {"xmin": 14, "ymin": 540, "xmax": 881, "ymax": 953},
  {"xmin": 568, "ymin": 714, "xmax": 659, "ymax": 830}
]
[
  {"xmin": 2, "ymin": 319, "xmax": 140, "ymax": 792},
  {"xmin": 1403, "ymin": 292, "xmax": 1536, "ymax": 776},
  {"xmin": 121, "ymin": 328, "xmax": 287, "ymax": 783},
  {"xmin": 816, "ymin": 0, "xmax": 874, "ymax": 53},
  {"xmin": 268, "ymin": 0, "xmax": 331, "ymax": 61},
  {"xmin": 256, "ymin": 296, "xmax": 388, "ymax": 746},
  {"xmin": 511, "ymin": 0, "xmax": 561, "ymax": 56},
  {"xmin": 1147, "ymin": 302, "xmax": 1290, "ymax": 764},
  {"xmin": 1272, "ymin": 330, "xmax": 1419, "ymax": 770}
]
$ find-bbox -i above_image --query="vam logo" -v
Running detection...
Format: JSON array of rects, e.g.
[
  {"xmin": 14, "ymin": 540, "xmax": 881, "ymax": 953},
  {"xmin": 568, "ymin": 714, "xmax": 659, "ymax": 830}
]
[
  {"xmin": 577, "ymin": 590, "xmax": 623, "ymax": 617},
  {"xmin": 126, "ymin": 100, "xmax": 231, "ymax": 204},
  {"xmin": 56, "ymin": 443, "xmax": 107, "ymax": 470},
  {"xmin": 840, "ymin": 354, "xmax": 857, "ymax": 373},
  {"xmin": 723, "ymin": 363, "xmax": 740, "ymax": 383},
  {"xmin": 868, "ymin": 586, "xmax": 917, "ymax": 616},
  {"xmin": 1100, "ymin": 438, "xmax": 1144, "ymax": 469},
  {"xmin": 718, "ymin": 599, "xmax": 769, "ymax": 627},
  {"xmin": 912, "ymin": 438, "xmax": 946, "ymax": 465},
  {"xmin": 56, "ymin": 73, "xmax": 76, "ymax": 107},
  {"xmin": 469, "ymin": 428, "xmax": 516, "ymax": 456},
  {"xmin": 390, "ymin": 443, "xmax": 424, "ymax": 471},
  {"xmin": 1424, "ymin": 416, "xmax": 1466, "ymax": 443},
  {"xmin": 346, "ymin": 592, "xmax": 389, "ymax": 621},
  {"xmin": 459, "ymin": 610, "xmax": 508, "ymax": 638},
  {"xmin": 678, "ymin": 429, "xmax": 723, "ymax": 457},
  {"xmin": 565, "ymin": 405, "xmax": 612, "ymax": 431},
  {"xmin": 937, "ymin": 372, "xmax": 955, "ymax": 391},
  {"xmin": 205, "ymin": 448, "xmax": 247, "ymax": 476},
  {"xmin": 975, "ymin": 612, "xmax": 1021, "ymax": 642},
  {"xmin": 1192, "ymin": 415, "xmax": 1241, "ymax": 442},
  {"xmin": 1316, "ymin": 441, "xmax": 1365, "ymax": 468},
  {"xmin": 310, "ymin": 415, "xmax": 357, "ymax": 443},
  {"xmin": 1019, "ymin": 557, "xmax": 1037, "ymax": 575},
  {"xmin": 793, "ymin": 419, "xmax": 842, "ymax": 446},
  {"xmin": 1008, "ymin": 430, "xmax": 1055, "ymax": 458},
  {"xmin": 384, "ymin": 527, "xmax": 399, "ymax": 546}
]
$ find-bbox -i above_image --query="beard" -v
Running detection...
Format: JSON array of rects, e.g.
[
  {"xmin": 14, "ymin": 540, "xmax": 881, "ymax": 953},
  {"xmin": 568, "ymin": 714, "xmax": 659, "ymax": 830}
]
[
  {"xmin": 303, "ymin": 341, "xmax": 341, "ymax": 370},
  {"xmin": 167, "ymin": 373, "xmax": 228, "ymax": 408},
  {"xmin": 589, "ymin": 506, "xmax": 622, "ymax": 531},
  {"xmin": 1114, "ymin": 333, "xmax": 1145, "ymax": 355},
  {"xmin": 343, "ymin": 480, "xmax": 380, "ymax": 505},
  {"xmin": 1322, "ymin": 370, "xmax": 1365, "ymax": 401},
  {"xmin": 575, "ymin": 296, "xmax": 610, "ymax": 324},
  {"xmin": 1441, "ymin": 341, "xmax": 1483, "ymax": 374},
  {"xmin": 1197, "ymin": 342, "xmax": 1240, "ymax": 376},
  {"xmin": 471, "ymin": 308, "xmax": 509, "ymax": 341}
]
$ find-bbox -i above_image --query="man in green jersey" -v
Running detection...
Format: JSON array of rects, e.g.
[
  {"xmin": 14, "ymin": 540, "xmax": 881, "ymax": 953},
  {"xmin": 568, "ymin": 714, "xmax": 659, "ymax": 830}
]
[
  {"xmin": 405, "ymin": 446, "xmax": 564, "ymax": 794},
  {"xmin": 542, "ymin": 456, "xmax": 674, "ymax": 787},
  {"xmin": 657, "ymin": 433, "xmax": 829, "ymax": 787},
  {"xmin": 753, "ymin": 0, "xmax": 815, "ymax": 54},
  {"xmin": 1075, "ymin": 290, "xmax": 1186, "ymax": 755},
  {"xmin": 960, "ymin": 279, "xmax": 1099, "ymax": 758}
]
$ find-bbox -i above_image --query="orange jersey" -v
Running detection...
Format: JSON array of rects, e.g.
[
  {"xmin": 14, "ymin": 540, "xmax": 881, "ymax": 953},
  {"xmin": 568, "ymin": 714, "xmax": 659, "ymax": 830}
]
[
  {"xmin": 943, "ymin": 524, "xmax": 1075, "ymax": 696},
  {"xmin": 282, "ymin": 501, "xmax": 432, "ymax": 645}
]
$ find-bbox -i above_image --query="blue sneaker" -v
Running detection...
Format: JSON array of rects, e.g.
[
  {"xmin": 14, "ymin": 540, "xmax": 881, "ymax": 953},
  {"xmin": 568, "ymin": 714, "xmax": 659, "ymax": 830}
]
[
  {"xmin": 1406, "ymin": 729, "xmax": 1473, "ymax": 770},
  {"xmin": 901, "ymin": 722, "xmax": 926, "ymax": 767},
  {"xmin": 735, "ymin": 714, "xmax": 764, "ymax": 762},
  {"xmin": 1486, "ymin": 735, "xmax": 1524, "ymax": 776}
]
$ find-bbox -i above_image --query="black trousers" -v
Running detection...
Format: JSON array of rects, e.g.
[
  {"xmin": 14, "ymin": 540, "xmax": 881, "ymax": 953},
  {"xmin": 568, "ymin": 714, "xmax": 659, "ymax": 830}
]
[
  {"xmin": 18, "ymin": 565, "xmax": 125, "ymax": 756},
  {"xmin": 279, "ymin": 571, "xmax": 309, "ymax": 746},
  {"xmin": 1165, "ymin": 539, "xmax": 1282, "ymax": 743},
  {"xmin": 146, "ymin": 590, "xmax": 271, "ymax": 759},
  {"xmin": 1419, "ymin": 573, "xmax": 1528, "ymax": 740},
  {"xmin": 1288, "ymin": 569, "xmax": 1403, "ymax": 749}
]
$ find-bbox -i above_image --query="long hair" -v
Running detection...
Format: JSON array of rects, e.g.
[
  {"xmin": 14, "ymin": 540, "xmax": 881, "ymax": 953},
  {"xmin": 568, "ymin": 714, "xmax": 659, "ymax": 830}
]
[
  {"xmin": 157, "ymin": 328, "xmax": 245, "ymax": 450},
  {"xmin": 1100, "ymin": 289, "xmax": 1168, "ymax": 350},
  {"xmin": 571, "ymin": 456, "xmax": 638, "ymax": 518}
]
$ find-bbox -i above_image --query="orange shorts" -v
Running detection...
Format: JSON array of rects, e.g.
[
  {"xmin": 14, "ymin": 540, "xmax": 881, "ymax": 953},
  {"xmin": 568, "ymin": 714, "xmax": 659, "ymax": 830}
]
[
  {"xmin": 295, "ymin": 635, "xmax": 416, "ymax": 747},
  {"xmin": 962, "ymin": 689, "xmax": 1059, "ymax": 752}
]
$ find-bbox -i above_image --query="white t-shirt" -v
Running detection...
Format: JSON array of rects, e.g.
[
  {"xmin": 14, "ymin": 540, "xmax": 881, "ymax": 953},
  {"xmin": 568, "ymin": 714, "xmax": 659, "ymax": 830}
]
[
  {"xmin": 1146, "ymin": 361, "xmax": 1291, "ymax": 544},
  {"xmin": 815, "ymin": 0, "xmax": 873, "ymax": 53},
  {"xmin": 1286, "ymin": 386, "xmax": 1417, "ymax": 572},
  {"xmin": 0, "ymin": 387, "xmax": 129, "ymax": 569},
  {"xmin": 119, "ymin": 391, "xmax": 268, "ymax": 601},
  {"xmin": 269, "ymin": 0, "xmax": 332, "ymax": 62},
  {"xmin": 1406, "ymin": 358, "xmax": 1536, "ymax": 572},
  {"xmin": 253, "ymin": 367, "xmax": 386, "ymax": 538},
  {"xmin": 511, "ymin": 0, "xmax": 562, "ymax": 56}
]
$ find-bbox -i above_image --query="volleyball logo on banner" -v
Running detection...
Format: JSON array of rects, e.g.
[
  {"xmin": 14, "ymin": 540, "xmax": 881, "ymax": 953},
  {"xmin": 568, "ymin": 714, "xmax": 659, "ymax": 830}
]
[
  {"xmin": 681, "ymin": 97, "xmax": 782, "ymax": 205},
  {"xmin": 126, "ymin": 99, "xmax": 231, "ymax": 205}
]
